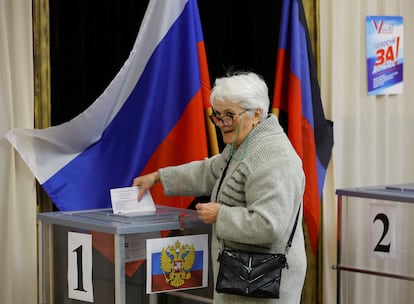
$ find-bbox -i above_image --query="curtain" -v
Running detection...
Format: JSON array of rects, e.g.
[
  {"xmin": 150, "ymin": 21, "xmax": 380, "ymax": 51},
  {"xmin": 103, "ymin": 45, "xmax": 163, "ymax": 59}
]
[
  {"xmin": 0, "ymin": 1, "xmax": 37, "ymax": 303},
  {"xmin": 320, "ymin": 0, "xmax": 414, "ymax": 303}
]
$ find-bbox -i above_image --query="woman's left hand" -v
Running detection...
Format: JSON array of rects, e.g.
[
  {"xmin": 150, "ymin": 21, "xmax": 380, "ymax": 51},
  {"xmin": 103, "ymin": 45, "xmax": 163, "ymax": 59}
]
[{"xmin": 195, "ymin": 202, "xmax": 221, "ymax": 224}]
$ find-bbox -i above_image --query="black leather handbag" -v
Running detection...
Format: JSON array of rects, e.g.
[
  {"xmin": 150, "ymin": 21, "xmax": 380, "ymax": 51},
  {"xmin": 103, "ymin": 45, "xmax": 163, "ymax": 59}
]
[{"xmin": 215, "ymin": 207, "xmax": 301, "ymax": 299}]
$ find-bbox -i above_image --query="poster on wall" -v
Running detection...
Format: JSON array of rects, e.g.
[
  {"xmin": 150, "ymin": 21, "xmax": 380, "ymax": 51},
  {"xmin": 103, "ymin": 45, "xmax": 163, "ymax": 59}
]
[{"xmin": 366, "ymin": 16, "xmax": 403, "ymax": 95}]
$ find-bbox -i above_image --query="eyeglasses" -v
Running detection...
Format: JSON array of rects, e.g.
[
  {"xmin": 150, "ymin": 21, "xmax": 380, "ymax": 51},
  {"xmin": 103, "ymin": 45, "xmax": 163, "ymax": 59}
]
[{"xmin": 209, "ymin": 109, "xmax": 250, "ymax": 127}]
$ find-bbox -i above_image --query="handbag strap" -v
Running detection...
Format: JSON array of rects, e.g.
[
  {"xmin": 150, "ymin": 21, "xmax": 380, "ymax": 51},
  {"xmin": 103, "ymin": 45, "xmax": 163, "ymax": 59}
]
[{"xmin": 285, "ymin": 205, "xmax": 301, "ymax": 255}]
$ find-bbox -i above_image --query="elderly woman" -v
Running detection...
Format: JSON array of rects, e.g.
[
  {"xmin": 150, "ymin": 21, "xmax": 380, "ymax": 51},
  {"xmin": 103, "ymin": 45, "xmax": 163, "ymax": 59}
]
[{"xmin": 133, "ymin": 72, "xmax": 306, "ymax": 304}]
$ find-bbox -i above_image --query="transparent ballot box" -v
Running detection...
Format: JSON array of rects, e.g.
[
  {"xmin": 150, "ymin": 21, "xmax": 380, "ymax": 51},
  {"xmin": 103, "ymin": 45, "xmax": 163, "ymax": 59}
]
[
  {"xmin": 37, "ymin": 206, "xmax": 212, "ymax": 304},
  {"xmin": 335, "ymin": 184, "xmax": 414, "ymax": 304}
]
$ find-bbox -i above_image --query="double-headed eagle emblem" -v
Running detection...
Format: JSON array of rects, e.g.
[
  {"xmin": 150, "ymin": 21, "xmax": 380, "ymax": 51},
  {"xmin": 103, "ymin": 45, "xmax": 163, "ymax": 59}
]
[{"xmin": 160, "ymin": 240, "xmax": 195, "ymax": 287}]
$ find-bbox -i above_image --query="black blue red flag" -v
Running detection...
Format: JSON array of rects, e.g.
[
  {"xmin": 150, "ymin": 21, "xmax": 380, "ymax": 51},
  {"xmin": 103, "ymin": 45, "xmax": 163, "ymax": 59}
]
[{"xmin": 272, "ymin": 0, "xmax": 334, "ymax": 254}]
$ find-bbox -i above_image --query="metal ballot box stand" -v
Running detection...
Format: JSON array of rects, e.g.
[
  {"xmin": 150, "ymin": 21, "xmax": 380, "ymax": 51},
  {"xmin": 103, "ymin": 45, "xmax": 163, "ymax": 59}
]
[
  {"xmin": 37, "ymin": 206, "xmax": 211, "ymax": 304},
  {"xmin": 335, "ymin": 183, "xmax": 414, "ymax": 304}
]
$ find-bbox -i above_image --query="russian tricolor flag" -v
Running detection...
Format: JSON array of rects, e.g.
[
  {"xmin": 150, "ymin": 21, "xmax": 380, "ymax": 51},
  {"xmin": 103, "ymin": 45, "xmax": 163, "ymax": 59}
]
[
  {"xmin": 272, "ymin": 0, "xmax": 333, "ymax": 254},
  {"xmin": 5, "ymin": 0, "xmax": 216, "ymax": 211},
  {"xmin": 146, "ymin": 234, "xmax": 208, "ymax": 293},
  {"xmin": 150, "ymin": 250, "xmax": 204, "ymax": 292}
]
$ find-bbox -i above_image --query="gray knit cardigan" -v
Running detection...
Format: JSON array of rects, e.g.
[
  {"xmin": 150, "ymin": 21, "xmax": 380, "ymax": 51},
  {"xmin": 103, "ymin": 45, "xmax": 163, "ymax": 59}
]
[{"xmin": 159, "ymin": 114, "xmax": 306, "ymax": 304}]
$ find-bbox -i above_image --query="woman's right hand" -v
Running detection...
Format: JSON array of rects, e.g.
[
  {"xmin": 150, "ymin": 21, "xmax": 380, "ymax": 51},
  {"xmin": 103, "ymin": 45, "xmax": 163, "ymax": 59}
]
[{"xmin": 132, "ymin": 171, "xmax": 159, "ymax": 201}]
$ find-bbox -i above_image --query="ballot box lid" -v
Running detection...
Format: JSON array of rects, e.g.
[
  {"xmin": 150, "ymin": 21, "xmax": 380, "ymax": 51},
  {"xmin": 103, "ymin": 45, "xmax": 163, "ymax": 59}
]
[
  {"xmin": 37, "ymin": 205, "xmax": 205, "ymax": 235},
  {"xmin": 336, "ymin": 183, "xmax": 414, "ymax": 203}
]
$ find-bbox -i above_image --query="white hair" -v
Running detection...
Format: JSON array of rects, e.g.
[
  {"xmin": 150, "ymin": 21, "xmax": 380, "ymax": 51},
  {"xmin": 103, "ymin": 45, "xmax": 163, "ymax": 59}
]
[{"xmin": 210, "ymin": 72, "xmax": 269, "ymax": 122}]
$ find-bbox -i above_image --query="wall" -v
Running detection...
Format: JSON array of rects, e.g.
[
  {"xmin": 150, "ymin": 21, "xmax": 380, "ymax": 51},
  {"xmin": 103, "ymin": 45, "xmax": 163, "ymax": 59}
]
[{"xmin": 320, "ymin": 0, "xmax": 414, "ymax": 302}]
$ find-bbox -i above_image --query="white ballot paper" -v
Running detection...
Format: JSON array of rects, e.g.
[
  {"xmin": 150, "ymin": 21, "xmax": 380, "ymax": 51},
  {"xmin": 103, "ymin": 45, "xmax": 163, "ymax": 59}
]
[{"xmin": 110, "ymin": 186, "xmax": 156, "ymax": 214}]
